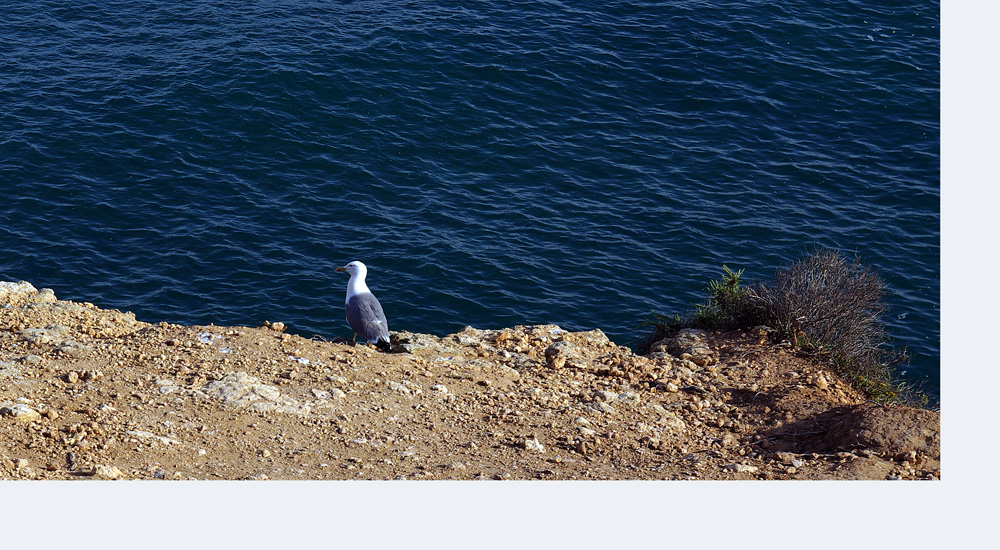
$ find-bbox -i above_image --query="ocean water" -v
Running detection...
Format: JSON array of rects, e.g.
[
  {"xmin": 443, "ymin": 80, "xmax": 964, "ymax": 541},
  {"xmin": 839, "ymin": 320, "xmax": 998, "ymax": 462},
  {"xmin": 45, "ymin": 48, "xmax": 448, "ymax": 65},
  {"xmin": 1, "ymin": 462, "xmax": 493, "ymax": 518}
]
[{"xmin": 1, "ymin": 1, "xmax": 939, "ymax": 399}]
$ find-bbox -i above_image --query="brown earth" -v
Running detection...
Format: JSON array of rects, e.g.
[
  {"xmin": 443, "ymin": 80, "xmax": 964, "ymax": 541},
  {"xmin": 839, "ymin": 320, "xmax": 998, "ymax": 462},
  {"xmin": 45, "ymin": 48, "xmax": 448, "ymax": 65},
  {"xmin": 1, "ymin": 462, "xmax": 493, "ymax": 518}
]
[{"xmin": 0, "ymin": 281, "xmax": 939, "ymax": 481}]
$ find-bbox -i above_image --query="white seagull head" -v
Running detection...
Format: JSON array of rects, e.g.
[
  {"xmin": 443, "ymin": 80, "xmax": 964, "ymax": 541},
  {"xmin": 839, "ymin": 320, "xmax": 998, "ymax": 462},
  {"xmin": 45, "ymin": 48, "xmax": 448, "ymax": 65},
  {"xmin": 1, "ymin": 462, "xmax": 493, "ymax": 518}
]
[{"xmin": 335, "ymin": 260, "xmax": 368, "ymax": 279}]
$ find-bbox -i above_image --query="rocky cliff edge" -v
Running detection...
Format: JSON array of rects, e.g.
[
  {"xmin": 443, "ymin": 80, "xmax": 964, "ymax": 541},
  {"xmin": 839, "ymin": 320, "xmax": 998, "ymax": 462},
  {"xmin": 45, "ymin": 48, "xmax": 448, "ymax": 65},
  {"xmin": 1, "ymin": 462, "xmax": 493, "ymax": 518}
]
[{"xmin": 0, "ymin": 281, "xmax": 939, "ymax": 480}]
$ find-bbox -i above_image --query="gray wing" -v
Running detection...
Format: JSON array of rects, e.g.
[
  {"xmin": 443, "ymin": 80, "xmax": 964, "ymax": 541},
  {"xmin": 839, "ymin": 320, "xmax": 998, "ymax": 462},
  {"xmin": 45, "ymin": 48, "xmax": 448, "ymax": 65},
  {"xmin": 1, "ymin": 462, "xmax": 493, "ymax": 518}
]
[{"xmin": 345, "ymin": 292, "xmax": 390, "ymax": 344}]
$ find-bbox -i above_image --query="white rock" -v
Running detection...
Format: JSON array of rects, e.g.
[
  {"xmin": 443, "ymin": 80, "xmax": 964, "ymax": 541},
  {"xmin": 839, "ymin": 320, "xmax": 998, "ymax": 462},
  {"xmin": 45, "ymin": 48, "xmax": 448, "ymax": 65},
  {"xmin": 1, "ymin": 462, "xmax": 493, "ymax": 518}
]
[
  {"xmin": 254, "ymin": 385, "xmax": 281, "ymax": 400},
  {"xmin": 20, "ymin": 326, "xmax": 70, "ymax": 345},
  {"xmin": 658, "ymin": 413, "xmax": 687, "ymax": 433},
  {"xmin": 330, "ymin": 389, "xmax": 347, "ymax": 399},
  {"xmin": 249, "ymin": 402, "xmax": 279, "ymax": 413},
  {"xmin": 0, "ymin": 281, "xmax": 38, "ymax": 303},
  {"xmin": 387, "ymin": 382, "xmax": 411, "ymax": 395},
  {"xmin": 525, "ymin": 437, "xmax": 545, "ymax": 453},
  {"xmin": 311, "ymin": 389, "xmax": 332, "ymax": 399},
  {"xmin": 202, "ymin": 372, "xmax": 309, "ymax": 414},
  {"xmin": 588, "ymin": 401, "xmax": 617, "ymax": 415},
  {"xmin": 496, "ymin": 365, "xmax": 521, "ymax": 379}
]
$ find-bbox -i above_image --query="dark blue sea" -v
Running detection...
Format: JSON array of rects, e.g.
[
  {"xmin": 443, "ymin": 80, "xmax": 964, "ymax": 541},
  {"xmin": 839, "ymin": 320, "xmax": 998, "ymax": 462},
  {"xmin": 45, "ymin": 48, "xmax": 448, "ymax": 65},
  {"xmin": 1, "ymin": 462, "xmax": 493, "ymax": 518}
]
[{"xmin": 1, "ymin": 1, "xmax": 939, "ymax": 399}]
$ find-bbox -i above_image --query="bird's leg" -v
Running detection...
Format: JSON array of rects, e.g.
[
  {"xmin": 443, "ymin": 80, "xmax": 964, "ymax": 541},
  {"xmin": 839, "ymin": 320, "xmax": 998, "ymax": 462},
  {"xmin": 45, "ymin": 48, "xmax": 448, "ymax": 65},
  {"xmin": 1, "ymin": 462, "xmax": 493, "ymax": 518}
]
[{"xmin": 352, "ymin": 333, "xmax": 358, "ymax": 342}]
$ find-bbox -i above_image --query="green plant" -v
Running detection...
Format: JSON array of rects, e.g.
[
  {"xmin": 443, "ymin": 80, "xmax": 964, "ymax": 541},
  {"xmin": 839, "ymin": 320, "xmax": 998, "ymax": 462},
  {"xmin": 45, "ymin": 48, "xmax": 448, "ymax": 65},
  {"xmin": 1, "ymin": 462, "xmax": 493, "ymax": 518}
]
[{"xmin": 693, "ymin": 265, "xmax": 747, "ymax": 329}]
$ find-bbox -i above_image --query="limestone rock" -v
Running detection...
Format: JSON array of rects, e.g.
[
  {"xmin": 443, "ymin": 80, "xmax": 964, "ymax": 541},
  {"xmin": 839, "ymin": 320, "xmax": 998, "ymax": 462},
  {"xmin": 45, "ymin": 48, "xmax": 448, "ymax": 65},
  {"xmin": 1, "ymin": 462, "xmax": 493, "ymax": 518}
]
[
  {"xmin": 0, "ymin": 281, "xmax": 39, "ymax": 305},
  {"xmin": 94, "ymin": 465, "xmax": 125, "ymax": 480},
  {"xmin": 650, "ymin": 328, "xmax": 719, "ymax": 367},
  {"xmin": 544, "ymin": 341, "xmax": 573, "ymax": 369},
  {"xmin": 202, "ymin": 372, "xmax": 310, "ymax": 415},
  {"xmin": 20, "ymin": 325, "xmax": 71, "ymax": 346},
  {"xmin": 1, "ymin": 403, "xmax": 42, "ymax": 423},
  {"xmin": 658, "ymin": 413, "xmax": 687, "ymax": 433}
]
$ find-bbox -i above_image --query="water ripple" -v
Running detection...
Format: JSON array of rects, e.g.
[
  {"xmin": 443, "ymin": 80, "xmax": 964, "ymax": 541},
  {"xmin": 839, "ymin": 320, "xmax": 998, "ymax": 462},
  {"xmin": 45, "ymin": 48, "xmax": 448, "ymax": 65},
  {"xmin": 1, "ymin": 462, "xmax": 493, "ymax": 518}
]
[{"xmin": 1, "ymin": 0, "xmax": 938, "ymax": 398}]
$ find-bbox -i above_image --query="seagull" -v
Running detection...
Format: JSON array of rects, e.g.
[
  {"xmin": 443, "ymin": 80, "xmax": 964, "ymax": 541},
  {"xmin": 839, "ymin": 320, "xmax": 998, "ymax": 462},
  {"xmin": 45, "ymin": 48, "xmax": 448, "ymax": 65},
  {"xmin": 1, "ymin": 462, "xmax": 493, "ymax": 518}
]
[{"xmin": 335, "ymin": 260, "xmax": 391, "ymax": 351}]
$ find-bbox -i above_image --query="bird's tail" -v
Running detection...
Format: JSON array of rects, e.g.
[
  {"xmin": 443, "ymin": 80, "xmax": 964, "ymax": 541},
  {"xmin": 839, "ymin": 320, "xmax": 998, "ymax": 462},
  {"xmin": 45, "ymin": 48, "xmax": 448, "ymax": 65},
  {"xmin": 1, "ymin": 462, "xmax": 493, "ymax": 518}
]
[{"xmin": 375, "ymin": 339, "xmax": 391, "ymax": 352}]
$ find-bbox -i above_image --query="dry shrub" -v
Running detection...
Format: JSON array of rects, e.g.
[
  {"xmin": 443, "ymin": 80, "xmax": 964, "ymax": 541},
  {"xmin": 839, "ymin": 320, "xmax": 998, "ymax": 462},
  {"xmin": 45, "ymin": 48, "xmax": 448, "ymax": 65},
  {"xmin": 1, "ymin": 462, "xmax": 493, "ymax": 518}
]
[
  {"xmin": 645, "ymin": 249, "xmax": 920, "ymax": 405},
  {"xmin": 750, "ymin": 250, "xmax": 888, "ymax": 361}
]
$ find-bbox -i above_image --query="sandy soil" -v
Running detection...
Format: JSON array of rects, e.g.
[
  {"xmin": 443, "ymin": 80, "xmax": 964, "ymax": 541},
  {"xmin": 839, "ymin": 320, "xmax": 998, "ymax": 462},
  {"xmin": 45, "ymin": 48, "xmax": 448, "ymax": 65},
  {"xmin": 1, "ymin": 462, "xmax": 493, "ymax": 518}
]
[{"xmin": 0, "ymin": 281, "xmax": 939, "ymax": 481}]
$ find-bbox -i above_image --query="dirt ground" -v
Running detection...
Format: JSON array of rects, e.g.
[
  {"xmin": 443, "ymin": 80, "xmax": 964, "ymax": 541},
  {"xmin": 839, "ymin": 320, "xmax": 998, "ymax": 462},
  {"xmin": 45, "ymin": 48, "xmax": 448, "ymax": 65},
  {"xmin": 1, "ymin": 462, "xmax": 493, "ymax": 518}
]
[{"xmin": 0, "ymin": 281, "xmax": 939, "ymax": 481}]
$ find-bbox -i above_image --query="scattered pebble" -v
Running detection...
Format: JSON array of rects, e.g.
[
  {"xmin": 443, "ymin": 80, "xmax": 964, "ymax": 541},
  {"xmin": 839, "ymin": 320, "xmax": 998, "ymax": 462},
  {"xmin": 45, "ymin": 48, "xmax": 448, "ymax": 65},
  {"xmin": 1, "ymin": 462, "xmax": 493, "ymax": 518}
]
[
  {"xmin": 126, "ymin": 430, "xmax": 180, "ymax": 446},
  {"xmin": 0, "ymin": 287, "xmax": 940, "ymax": 482},
  {"xmin": 723, "ymin": 463, "xmax": 759, "ymax": 474}
]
